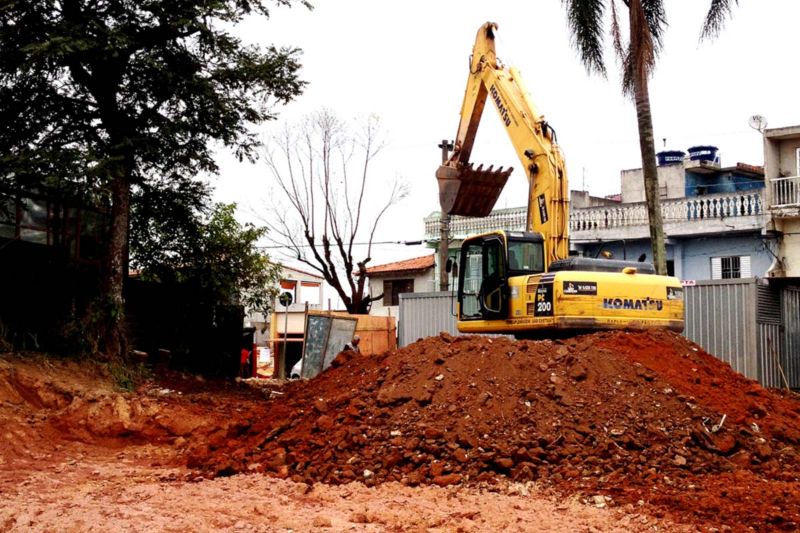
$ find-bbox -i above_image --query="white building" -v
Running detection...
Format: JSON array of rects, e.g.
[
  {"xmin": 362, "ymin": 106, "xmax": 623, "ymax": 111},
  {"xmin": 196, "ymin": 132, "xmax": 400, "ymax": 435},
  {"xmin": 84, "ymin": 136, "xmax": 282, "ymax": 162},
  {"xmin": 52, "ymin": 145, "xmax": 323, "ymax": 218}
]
[
  {"xmin": 246, "ymin": 264, "xmax": 325, "ymax": 345},
  {"xmin": 764, "ymin": 124, "xmax": 800, "ymax": 278},
  {"xmin": 366, "ymin": 254, "xmax": 435, "ymax": 320}
]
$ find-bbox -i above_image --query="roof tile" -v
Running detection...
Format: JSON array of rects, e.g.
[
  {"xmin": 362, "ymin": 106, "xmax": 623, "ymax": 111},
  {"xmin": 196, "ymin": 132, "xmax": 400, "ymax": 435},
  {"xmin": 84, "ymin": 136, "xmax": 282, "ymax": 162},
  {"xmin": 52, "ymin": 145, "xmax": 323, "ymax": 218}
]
[{"xmin": 367, "ymin": 254, "xmax": 435, "ymax": 275}]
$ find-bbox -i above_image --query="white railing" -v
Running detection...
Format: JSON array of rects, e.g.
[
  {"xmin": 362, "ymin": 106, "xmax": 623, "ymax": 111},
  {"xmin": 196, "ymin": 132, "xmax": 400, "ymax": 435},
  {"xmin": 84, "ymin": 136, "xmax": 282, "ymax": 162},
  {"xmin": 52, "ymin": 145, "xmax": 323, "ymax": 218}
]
[
  {"xmin": 770, "ymin": 176, "xmax": 800, "ymax": 207},
  {"xmin": 570, "ymin": 190, "xmax": 763, "ymax": 232},
  {"xmin": 423, "ymin": 208, "xmax": 526, "ymax": 241},
  {"xmin": 424, "ymin": 190, "xmax": 766, "ymax": 240}
]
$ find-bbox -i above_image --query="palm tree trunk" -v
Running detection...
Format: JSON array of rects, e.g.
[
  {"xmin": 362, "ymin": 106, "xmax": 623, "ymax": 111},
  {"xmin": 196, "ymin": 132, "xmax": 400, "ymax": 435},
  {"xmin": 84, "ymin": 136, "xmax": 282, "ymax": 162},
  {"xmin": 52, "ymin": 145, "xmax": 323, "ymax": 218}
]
[{"xmin": 633, "ymin": 76, "xmax": 667, "ymax": 275}]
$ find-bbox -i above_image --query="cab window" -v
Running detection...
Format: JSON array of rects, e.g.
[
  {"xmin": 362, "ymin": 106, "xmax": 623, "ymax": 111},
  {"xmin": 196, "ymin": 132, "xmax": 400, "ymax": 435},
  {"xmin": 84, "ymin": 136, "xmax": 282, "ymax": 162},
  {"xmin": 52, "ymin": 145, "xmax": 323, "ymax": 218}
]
[{"xmin": 507, "ymin": 240, "xmax": 544, "ymax": 274}]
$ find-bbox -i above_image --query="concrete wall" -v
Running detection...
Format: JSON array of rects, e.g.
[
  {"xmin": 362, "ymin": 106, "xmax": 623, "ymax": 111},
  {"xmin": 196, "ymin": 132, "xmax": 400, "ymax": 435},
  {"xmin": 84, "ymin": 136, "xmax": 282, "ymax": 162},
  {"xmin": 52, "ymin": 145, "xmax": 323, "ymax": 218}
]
[
  {"xmin": 778, "ymin": 141, "xmax": 800, "ymax": 176},
  {"xmin": 680, "ymin": 234, "xmax": 773, "ymax": 281},
  {"xmin": 684, "ymin": 171, "xmax": 764, "ymax": 197},
  {"xmin": 770, "ymin": 218, "xmax": 800, "ymax": 277},
  {"xmin": 764, "ymin": 126, "xmax": 800, "ymax": 277},
  {"xmin": 575, "ymin": 233, "xmax": 773, "ymax": 282},
  {"xmin": 570, "ymin": 190, "xmax": 619, "ymax": 209},
  {"xmin": 621, "ymin": 164, "xmax": 685, "ymax": 203}
]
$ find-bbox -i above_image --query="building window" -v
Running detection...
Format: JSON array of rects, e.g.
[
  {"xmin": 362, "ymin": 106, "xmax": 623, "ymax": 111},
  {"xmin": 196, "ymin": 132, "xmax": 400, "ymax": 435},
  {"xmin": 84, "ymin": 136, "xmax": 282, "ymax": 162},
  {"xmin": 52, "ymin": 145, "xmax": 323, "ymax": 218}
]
[
  {"xmin": 383, "ymin": 278, "xmax": 414, "ymax": 306},
  {"xmin": 711, "ymin": 256, "xmax": 751, "ymax": 279},
  {"xmin": 300, "ymin": 281, "xmax": 321, "ymax": 305}
]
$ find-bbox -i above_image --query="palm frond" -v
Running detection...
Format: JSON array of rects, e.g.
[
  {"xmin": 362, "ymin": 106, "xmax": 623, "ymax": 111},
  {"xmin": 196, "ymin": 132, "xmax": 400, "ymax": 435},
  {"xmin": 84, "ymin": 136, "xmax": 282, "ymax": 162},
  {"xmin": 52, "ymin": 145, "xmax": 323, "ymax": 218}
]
[
  {"xmin": 624, "ymin": 0, "xmax": 656, "ymax": 96},
  {"xmin": 701, "ymin": 0, "xmax": 738, "ymax": 40},
  {"xmin": 641, "ymin": 0, "xmax": 667, "ymax": 54},
  {"xmin": 610, "ymin": 0, "xmax": 625, "ymax": 61},
  {"xmin": 562, "ymin": 0, "xmax": 607, "ymax": 76}
]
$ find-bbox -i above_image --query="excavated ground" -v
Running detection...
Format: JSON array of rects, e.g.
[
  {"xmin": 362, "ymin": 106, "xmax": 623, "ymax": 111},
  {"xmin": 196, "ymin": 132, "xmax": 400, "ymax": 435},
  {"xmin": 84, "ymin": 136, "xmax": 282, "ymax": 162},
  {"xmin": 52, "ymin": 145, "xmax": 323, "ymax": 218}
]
[
  {"xmin": 189, "ymin": 330, "xmax": 800, "ymax": 531},
  {"xmin": 1, "ymin": 330, "xmax": 799, "ymax": 531}
]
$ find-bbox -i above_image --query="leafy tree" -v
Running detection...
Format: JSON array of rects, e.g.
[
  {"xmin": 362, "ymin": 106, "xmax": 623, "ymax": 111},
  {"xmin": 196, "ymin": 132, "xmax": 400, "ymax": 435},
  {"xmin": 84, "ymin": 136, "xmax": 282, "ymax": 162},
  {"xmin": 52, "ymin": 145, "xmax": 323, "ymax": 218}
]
[
  {"xmin": 264, "ymin": 109, "xmax": 408, "ymax": 314},
  {"xmin": 0, "ymin": 0, "xmax": 308, "ymax": 359},
  {"xmin": 132, "ymin": 202, "xmax": 281, "ymax": 316}
]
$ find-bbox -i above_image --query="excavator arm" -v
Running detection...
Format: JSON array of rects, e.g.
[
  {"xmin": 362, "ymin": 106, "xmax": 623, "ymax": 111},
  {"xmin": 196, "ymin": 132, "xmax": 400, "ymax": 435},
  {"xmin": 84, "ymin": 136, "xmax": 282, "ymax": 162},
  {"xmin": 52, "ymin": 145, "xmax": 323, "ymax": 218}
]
[{"xmin": 436, "ymin": 22, "xmax": 569, "ymax": 265}]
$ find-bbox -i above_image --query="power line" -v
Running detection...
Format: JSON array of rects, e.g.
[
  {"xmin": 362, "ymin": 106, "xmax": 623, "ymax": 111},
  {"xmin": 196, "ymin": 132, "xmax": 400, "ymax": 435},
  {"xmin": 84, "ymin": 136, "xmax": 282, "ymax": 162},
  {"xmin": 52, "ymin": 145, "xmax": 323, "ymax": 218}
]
[{"xmin": 257, "ymin": 239, "xmax": 426, "ymax": 250}]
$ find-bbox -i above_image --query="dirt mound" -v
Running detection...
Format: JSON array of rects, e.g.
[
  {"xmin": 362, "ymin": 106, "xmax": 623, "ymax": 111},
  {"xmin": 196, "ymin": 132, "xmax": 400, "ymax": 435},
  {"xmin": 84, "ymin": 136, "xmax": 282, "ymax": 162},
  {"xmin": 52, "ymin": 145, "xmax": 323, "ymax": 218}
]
[{"xmin": 188, "ymin": 331, "xmax": 800, "ymax": 531}]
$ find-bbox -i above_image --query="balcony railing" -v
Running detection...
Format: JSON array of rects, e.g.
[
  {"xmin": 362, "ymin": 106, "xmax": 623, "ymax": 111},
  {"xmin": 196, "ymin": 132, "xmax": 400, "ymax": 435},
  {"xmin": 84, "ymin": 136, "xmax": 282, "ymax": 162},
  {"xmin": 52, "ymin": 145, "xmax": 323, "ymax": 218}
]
[
  {"xmin": 424, "ymin": 190, "xmax": 766, "ymax": 242},
  {"xmin": 423, "ymin": 209, "xmax": 526, "ymax": 241},
  {"xmin": 770, "ymin": 175, "xmax": 800, "ymax": 207},
  {"xmin": 570, "ymin": 190, "xmax": 763, "ymax": 232}
]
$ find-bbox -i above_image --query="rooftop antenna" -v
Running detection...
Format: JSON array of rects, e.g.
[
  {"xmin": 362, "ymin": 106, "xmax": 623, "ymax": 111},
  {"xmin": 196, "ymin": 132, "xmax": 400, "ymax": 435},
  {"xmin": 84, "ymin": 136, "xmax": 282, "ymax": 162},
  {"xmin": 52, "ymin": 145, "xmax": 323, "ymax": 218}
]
[{"xmin": 748, "ymin": 115, "xmax": 768, "ymax": 133}]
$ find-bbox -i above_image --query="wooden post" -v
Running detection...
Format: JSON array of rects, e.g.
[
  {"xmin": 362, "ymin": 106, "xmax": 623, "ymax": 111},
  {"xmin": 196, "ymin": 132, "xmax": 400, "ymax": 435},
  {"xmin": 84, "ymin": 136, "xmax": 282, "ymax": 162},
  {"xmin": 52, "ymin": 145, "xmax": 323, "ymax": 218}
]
[{"xmin": 438, "ymin": 139, "xmax": 454, "ymax": 291}]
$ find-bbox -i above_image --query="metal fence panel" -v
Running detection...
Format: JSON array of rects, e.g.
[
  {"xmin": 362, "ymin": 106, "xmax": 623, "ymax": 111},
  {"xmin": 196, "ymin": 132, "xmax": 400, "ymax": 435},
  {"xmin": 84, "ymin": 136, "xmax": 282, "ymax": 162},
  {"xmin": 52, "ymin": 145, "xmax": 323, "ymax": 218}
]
[
  {"xmin": 783, "ymin": 288, "xmax": 800, "ymax": 388},
  {"xmin": 758, "ymin": 323, "xmax": 784, "ymax": 388},
  {"xmin": 683, "ymin": 279, "xmax": 758, "ymax": 380},
  {"xmin": 399, "ymin": 292, "xmax": 458, "ymax": 347}
]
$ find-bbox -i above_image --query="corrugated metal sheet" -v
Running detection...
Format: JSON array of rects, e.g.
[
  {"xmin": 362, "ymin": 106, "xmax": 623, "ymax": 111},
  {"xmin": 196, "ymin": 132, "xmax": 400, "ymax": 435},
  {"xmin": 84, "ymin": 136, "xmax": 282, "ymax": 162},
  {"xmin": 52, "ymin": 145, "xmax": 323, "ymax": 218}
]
[
  {"xmin": 398, "ymin": 292, "xmax": 458, "ymax": 347},
  {"xmin": 757, "ymin": 286, "xmax": 782, "ymax": 324},
  {"xmin": 683, "ymin": 279, "xmax": 758, "ymax": 380},
  {"xmin": 757, "ymin": 323, "xmax": 784, "ymax": 388},
  {"xmin": 783, "ymin": 288, "xmax": 800, "ymax": 388}
]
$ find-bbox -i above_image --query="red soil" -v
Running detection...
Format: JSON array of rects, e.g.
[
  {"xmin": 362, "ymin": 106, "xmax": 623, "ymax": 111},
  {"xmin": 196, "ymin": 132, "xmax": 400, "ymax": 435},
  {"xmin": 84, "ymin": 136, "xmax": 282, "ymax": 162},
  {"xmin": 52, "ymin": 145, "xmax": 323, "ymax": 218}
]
[{"xmin": 188, "ymin": 330, "xmax": 800, "ymax": 532}]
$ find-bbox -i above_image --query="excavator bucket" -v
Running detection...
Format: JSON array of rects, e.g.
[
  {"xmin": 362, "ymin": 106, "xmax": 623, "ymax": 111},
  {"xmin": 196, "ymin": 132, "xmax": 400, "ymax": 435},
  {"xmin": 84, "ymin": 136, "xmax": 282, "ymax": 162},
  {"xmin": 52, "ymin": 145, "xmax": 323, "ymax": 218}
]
[{"xmin": 436, "ymin": 163, "xmax": 513, "ymax": 217}]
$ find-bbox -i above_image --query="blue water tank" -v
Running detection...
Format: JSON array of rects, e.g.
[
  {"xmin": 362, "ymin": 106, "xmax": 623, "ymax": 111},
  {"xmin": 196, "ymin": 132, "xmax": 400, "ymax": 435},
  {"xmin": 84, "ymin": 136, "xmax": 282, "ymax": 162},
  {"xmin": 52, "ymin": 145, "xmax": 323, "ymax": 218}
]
[
  {"xmin": 656, "ymin": 150, "xmax": 685, "ymax": 166},
  {"xmin": 687, "ymin": 145, "xmax": 719, "ymax": 162}
]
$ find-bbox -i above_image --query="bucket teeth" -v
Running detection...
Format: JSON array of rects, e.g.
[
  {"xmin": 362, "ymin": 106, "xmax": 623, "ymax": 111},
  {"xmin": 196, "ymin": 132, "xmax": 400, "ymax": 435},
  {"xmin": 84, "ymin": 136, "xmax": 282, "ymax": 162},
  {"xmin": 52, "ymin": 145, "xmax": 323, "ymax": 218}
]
[{"xmin": 436, "ymin": 162, "xmax": 513, "ymax": 217}]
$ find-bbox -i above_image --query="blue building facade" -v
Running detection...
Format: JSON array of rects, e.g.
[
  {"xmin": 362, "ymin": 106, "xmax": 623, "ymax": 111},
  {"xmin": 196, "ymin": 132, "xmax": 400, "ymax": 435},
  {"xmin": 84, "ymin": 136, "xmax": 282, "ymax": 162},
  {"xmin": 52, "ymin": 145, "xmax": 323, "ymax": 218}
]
[{"xmin": 569, "ymin": 148, "xmax": 772, "ymax": 281}]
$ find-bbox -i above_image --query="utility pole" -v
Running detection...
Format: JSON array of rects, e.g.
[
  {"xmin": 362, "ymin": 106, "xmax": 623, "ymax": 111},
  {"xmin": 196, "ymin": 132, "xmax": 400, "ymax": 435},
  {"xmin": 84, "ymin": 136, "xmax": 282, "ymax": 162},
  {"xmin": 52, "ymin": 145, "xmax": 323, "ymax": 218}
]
[{"xmin": 438, "ymin": 139, "xmax": 454, "ymax": 291}]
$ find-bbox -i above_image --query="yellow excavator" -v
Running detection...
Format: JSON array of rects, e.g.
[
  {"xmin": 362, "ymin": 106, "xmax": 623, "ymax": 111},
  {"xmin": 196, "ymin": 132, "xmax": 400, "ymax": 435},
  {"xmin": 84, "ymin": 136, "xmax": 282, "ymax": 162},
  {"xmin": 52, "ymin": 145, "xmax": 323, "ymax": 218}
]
[{"xmin": 437, "ymin": 22, "xmax": 684, "ymax": 337}]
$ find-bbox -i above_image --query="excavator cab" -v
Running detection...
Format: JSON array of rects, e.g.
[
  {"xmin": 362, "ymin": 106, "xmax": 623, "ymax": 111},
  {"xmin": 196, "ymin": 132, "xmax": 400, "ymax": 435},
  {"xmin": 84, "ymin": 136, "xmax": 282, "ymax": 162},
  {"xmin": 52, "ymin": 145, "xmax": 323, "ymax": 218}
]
[{"xmin": 458, "ymin": 231, "xmax": 545, "ymax": 322}]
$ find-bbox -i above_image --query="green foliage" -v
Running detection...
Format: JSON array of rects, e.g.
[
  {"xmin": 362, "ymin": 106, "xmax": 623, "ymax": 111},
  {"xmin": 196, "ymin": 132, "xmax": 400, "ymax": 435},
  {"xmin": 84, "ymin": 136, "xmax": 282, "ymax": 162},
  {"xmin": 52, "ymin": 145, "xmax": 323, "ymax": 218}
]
[
  {"xmin": 198, "ymin": 204, "xmax": 281, "ymax": 314},
  {"xmin": 58, "ymin": 293, "xmax": 128, "ymax": 357},
  {"xmin": 0, "ymin": 0, "xmax": 308, "ymax": 354},
  {"xmin": 106, "ymin": 358, "xmax": 151, "ymax": 392},
  {"xmin": 132, "ymin": 202, "xmax": 280, "ymax": 316},
  {"xmin": 0, "ymin": 0, "xmax": 309, "ymax": 189}
]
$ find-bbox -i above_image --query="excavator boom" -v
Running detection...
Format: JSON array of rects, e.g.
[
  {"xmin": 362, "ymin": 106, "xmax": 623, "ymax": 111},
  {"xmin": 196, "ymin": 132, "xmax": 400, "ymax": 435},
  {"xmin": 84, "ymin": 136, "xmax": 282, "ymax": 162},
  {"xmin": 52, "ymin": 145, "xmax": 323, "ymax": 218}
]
[{"xmin": 437, "ymin": 21, "xmax": 569, "ymax": 264}]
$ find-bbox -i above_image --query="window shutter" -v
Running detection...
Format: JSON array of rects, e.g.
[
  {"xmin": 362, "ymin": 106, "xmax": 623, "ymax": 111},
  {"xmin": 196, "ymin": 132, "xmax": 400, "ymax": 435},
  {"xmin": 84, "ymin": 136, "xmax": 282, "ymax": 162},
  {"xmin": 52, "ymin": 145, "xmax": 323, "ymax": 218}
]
[
  {"xmin": 383, "ymin": 280, "xmax": 392, "ymax": 306},
  {"xmin": 711, "ymin": 257, "xmax": 722, "ymax": 280},
  {"xmin": 740, "ymin": 255, "xmax": 751, "ymax": 278}
]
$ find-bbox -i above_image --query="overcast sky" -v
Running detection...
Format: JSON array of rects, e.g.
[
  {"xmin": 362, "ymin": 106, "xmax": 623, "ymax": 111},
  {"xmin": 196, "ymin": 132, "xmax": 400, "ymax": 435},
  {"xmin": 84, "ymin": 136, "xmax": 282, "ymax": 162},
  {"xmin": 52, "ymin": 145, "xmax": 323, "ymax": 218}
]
[{"xmin": 212, "ymin": 0, "xmax": 800, "ymax": 272}]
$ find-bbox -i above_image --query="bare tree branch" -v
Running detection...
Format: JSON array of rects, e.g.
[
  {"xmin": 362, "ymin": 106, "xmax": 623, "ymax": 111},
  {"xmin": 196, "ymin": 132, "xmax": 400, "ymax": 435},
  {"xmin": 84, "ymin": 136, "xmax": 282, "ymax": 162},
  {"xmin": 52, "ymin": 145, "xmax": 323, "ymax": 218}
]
[{"xmin": 261, "ymin": 110, "xmax": 406, "ymax": 313}]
